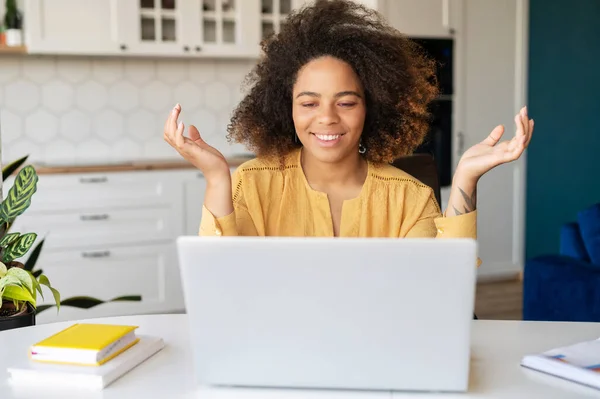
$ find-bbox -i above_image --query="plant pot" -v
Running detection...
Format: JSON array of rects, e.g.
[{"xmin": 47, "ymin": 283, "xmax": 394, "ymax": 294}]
[{"xmin": 0, "ymin": 302, "xmax": 36, "ymax": 332}]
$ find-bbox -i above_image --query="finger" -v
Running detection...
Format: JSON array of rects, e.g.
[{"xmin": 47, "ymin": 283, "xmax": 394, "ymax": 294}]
[
  {"xmin": 174, "ymin": 121, "xmax": 185, "ymax": 148},
  {"xmin": 521, "ymin": 107, "xmax": 531, "ymax": 138},
  {"xmin": 514, "ymin": 111, "xmax": 526, "ymax": 141},
  {"xmin": 165, "ymin": 104, "xmax": 181, "ymax": 142},
  {"xmin": 189, "ymin": 125, "xmax": 205, "ymax": 144},
  {"xmin": 481, "ymin": 125, "xmax": 504, "ymax": 146},
  {"xmin": 525, "ymin": 119, "xmax": 534, "ymax": 147}
]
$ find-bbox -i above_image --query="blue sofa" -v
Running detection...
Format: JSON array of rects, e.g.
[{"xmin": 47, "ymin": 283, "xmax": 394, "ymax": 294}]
[{"xmin": 523, "ymin": 202, "xmax": 600, "ymax": 322}]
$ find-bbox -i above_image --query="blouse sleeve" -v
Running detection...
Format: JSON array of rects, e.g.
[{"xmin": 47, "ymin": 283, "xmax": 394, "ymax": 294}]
[
  {"xmin": 198, "ymin": 169, "xmax": 258, "ymax": 237},
  {"xmin": 405, "ymin": 190, "xmax": 481, "ymax": 267}
]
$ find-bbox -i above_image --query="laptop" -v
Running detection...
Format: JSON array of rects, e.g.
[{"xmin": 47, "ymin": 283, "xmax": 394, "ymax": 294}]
[{"xmin": 176, "ymin": 236, "xmax": 477, "ymax": 393}]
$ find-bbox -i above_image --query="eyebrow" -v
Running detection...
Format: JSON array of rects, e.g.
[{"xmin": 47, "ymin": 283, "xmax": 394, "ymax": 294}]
[{"xmin": 295, "ymin": 91, "xmax": 363, "ymax": 99}]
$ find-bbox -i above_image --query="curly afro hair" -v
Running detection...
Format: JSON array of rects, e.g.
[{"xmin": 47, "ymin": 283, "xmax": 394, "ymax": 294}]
[{"xmin": 226, "ymin": 0, "xmax": 439, "ymax": 164}]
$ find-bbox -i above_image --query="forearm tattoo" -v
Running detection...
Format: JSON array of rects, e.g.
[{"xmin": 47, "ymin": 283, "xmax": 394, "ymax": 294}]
[{"xmin": 452, "ymin": 187, "xmax": 477, "ymax": 216}]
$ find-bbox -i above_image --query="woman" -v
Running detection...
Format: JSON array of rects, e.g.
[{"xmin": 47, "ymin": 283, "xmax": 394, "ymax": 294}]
[{"xmin": 164, "ymin": 0, "xmax": 533, "ymax": 243}]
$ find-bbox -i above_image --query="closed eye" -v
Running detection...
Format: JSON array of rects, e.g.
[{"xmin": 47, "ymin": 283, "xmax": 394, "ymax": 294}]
[{"xmin": 339, "ymin": 102, "xmax": 357, "ymax": 107}]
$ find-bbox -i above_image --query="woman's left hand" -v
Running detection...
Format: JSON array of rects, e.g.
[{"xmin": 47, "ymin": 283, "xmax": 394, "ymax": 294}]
[{"xmin": 455, "ymin": 106, "xmax": 534, "ymax": 183}]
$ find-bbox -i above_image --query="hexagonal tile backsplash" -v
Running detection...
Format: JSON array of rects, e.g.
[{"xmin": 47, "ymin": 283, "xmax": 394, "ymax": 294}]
[{"xmin": 0, "ymin": 56, "xmax": 255, "ymax": 165}]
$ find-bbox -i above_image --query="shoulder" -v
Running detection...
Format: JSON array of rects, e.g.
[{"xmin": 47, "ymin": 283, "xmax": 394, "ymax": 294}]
[
  {"xmin": 369, "ymin": 162, "xmax": 440, "ymax": 213},
  {"xmin": 233, "ymin": 150, "xmax": 299, "ymax": 179},
  {"xmin": 369, "ymin": 162, "xmax": 433, "ymax": 193}
]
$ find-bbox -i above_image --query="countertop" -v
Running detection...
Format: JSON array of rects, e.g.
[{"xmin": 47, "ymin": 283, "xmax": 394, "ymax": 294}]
[{"xmin": 30, "ymin": 155, "xmax": 256, "ymax": 175}]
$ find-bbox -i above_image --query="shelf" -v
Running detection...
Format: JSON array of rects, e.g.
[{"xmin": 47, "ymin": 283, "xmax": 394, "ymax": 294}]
[
  {"xmin": 202, "ymin": 10, "xmax": 236, "ymax": 22},
  {"xmin": 140, "ymin": 9, "xmax": 176, "ymax": 18},
  {"xmin": 261, "ymin": 13, "xmax": 288, "ymax": 23},
  {"xmin": 0, "ymin": 44, "xmax": 27, "ymax": 54}
]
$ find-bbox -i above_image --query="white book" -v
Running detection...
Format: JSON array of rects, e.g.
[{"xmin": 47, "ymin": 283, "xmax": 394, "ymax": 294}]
[
  {"xmin": 7, "ymin": 335, "xmax": 164, "ymax": 391},
  {"xmin": 521, "ymin": 337, "xmax": 600, "ymax": 390}
]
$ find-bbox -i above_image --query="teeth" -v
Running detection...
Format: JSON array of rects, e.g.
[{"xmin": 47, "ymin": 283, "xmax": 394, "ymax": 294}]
[{"xmin": 315, "ymin": 134, "xmax": 340, "ymax": 141}]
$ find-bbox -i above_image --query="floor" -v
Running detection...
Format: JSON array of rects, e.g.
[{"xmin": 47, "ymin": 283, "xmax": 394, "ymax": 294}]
[{"xmin": 474, "ymin": 277, "xmax": 523, "ymax": 320}]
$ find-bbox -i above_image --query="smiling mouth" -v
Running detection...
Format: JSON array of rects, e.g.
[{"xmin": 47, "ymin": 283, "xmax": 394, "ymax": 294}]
[{"xmin": 311, "ymin": 133, "xmax": 345, "ymax": 141}]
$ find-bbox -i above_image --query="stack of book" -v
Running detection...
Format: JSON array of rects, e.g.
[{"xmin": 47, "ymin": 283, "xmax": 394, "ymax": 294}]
[{"xmin": 7, "ymin": 323, "xmax": 164, "ymax": 390}]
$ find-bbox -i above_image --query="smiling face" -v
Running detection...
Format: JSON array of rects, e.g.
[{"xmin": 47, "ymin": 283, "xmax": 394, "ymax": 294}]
[{"xmin": 292, "ymin": 56, "xmax": 366, "ymax": 164}]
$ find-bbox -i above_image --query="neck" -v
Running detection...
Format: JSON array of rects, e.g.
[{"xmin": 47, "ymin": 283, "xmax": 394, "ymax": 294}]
[{"xmin": 300, "ymin": 148, "xmax": 368, "ymax": 189}]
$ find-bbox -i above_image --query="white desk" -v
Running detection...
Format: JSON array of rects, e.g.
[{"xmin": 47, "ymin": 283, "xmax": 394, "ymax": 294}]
[{"xmin": 1, "ymin": 315, "xmax": 600, "ymax": 398}]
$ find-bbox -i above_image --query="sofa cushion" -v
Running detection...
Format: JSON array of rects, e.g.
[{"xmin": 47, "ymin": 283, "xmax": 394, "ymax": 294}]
[
  {"xmin": 523, "ymin": 255, "xmax": 600, "ymax": 322},
  {"xmin": 560, "ymin": 222, "xmax": 591, "ymax": 262},
  {"xmin": 578, "ymin": 202, "xmax": 600, "ymax": 265}
]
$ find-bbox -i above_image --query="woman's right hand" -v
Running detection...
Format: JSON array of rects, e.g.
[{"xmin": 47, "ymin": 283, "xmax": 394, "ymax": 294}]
[{"xmin": 163, "ymin": 104, "xmax": 231, "ymax": 184}]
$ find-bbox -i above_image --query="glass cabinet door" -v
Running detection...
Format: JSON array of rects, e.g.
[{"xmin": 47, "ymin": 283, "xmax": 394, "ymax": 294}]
[
  {"xmin": 117, "ymin": 0, "xmax": 191, "ymax": 56},
  {"xmin": 260, "ymin": 0, "xmax": 308, "ymax": 41},
  {"xmin": 196, "ymin": 0, "xmax": 260, "ymax": 57}
]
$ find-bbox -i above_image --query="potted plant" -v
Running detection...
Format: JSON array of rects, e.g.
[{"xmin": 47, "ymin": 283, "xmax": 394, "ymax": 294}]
[
  {"xmin": 0, "ymin": 162, "xmax": 60, "ymax": 331},
  {"xmin": 0, "ymin": 155, "xmax": 143, "ymax": 330}
]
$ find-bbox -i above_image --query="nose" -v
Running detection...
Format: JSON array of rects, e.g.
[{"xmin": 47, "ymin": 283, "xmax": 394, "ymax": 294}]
[{"xmin": 317, "ymin": 103, "xmax": 340, "ymax": 125}]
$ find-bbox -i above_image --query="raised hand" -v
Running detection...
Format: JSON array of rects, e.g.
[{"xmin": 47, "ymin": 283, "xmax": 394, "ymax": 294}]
[
  {"xmin": 455, "ymin": 106, "xmax": 534, "ymax": 182},
  {"xmin": 163, "ymin": 104, "xmax": 231, "ymax": 183}
]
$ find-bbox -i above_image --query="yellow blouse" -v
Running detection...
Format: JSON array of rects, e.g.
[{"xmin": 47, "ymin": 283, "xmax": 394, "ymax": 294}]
[{"xmin": 200, "ymin": 148, "xmax": 477, "ymax": 241}]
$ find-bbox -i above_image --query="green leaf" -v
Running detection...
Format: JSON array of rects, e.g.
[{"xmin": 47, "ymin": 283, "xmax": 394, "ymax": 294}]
[
  {"xmin": 0, "ymin": 274, "xmax": 23, "ymax": 295},
  {"xmin": 38, "ymin": 274, "xmax": 60, "ymax": 310},
  {"xmin": 3, "ymin": 285, "xmax": 35, "ymax": 307},
  {"xmin": 24, "ymin": 238, "xmax": 45, "ymax": 272},
  {"xmin": 0, "ymin": 262, "xmax": 6, "ymax": 278},
  {"xmin": 3, "ymin": 233, "xmax": 37, "ymax": 263},
  {"xmin": 0, "ymin": 232, "xmax": 20, "ymax": 246},
  {"xmin": 34, "ymin": 304, "xmax": 53, "ymax": 313},
  {"xmin": 0, "ymin": 165, "xmax": 38, "ymax": 223},
  {"xmin": 6, "ymin": 267, "xmax": 34, "ymax": 295},
  {"xmin": 26, "ymin": 270, "xmax": 43, "ymax": 301},
  {"xmin": 2, "ymin": 155, "xmax": 29, "ymax": 182}
]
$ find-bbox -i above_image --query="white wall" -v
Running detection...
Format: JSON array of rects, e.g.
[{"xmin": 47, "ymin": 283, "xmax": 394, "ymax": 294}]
[{"xmin": 0, "ymin": 56, "xmax": 255, "ymax": 165}]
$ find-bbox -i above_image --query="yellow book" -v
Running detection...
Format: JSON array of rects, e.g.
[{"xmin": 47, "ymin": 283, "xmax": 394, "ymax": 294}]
[{"xmin": 30, "ymin": 323, "xmax": 140, "ymax": 366}]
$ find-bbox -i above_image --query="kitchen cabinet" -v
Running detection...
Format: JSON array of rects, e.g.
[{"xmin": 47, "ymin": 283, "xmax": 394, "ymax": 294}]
[
  {"xmin": 118, "ymin": 0, "xmax": 262, "ymax": 58},
  {"xmin": 24, "ymin": 0, "xmax": 262, "ymax": 58},
  {"xmin": 23, "ymin": 0, "xmax": 125, "ymax": 55},
  {"xmin": 22, "ymin": 0, "xmax": 396, "ymax": 58},
  {"xmin": 6, "ymin": 169, "xmax": 194, "ymax": 323}
]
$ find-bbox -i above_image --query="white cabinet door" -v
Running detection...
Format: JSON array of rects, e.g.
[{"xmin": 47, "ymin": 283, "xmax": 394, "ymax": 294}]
[
  {"xmin": 384, "ymin": 0, "xmax": 457, "ymax": 38},
  {"xmin": 116, "ymin": 0, "xmax": 193, "ymax": 57},
  {"xmin": 24, "ymin": 0, "xmax": 124, "ymax": 55},
  {"xmin": 35, "ymin": 243, "xmax": 185, "ymax": 324},
  {"xmin": 194, "ymin": 0, "xmax": 262, "ymax": 58},
  {"xmin": 184, "ymin": 172, "xmax": 207, "ymax": 236}
]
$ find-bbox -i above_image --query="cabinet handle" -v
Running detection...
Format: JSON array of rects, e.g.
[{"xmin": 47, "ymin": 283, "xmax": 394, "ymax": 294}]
[
  {"xmin": 442, "ymin": 0, "xmax": 450, "ymax": 30},
  {"xmin": 183, "ymin": 46, "xmax": 190, "ymax": 52},
  {"xmin": 79, "ymin": 176, "xmax": 107, "ymax": 184},
  {"xmin": 195, "ymin": 46, "xmax": 202, "ymax": 52},
  {"xmin": 80, "ymin": 214, "xmax": 110, "ymax": 221},
  {"xmin": 120, "ymin": 44, "xmax": 128, "ymax": 51},
  {"xmin": 82, "ymin": 250, "xmax": 111, "ymax": 258}
]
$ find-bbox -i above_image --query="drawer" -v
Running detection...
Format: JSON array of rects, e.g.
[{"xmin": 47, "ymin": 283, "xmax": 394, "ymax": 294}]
[
  {"xmin": 34, "ymin": 243, "xmax": 185, "ymax": 324},
  {"xmin": 7, "ymin": 171, "xmax": 182, "ymax": 212},
  {"xmin": 10, "ymin": 206, "xmax": 180, "ymax": 250}
]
